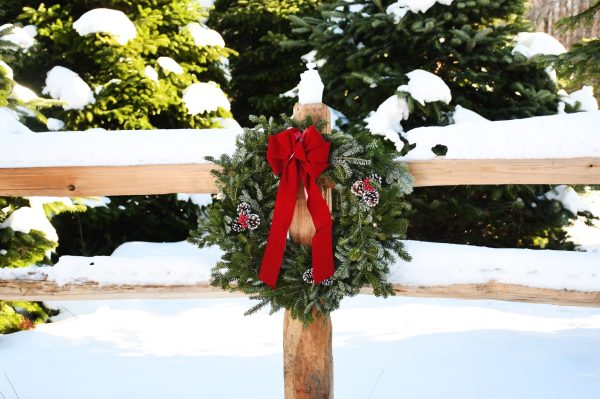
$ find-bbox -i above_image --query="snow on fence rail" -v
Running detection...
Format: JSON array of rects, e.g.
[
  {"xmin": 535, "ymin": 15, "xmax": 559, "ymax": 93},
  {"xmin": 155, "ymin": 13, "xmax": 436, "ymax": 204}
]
[
  {"xmin": 1, "ymin": 110, "xmax": 600, "ymax": 306},
  {"xmin": 1, "ymin": 240, "xmax": 599, "ymax": 306},
  {"xmin": 1, "ymin": 112, "xmax": 600, "ymax": 196}
]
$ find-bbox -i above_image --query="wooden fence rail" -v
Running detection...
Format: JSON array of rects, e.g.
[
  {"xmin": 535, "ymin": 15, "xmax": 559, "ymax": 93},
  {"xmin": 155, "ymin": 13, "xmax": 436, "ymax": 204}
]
[
  {"xmin": 2, "ymin": 279, "xmax": 599, "ymax": 307},
  {"xmin": 1, "ymin": 157, "xmax": 599, "ymax": 196}
]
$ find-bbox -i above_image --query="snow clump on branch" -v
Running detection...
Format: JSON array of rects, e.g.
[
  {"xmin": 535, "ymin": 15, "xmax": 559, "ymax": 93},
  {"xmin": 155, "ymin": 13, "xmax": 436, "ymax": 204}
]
[
  {"xmin": 365, "ymin": 69, "xmax": 452, "ymax": 151},
  {"xmin": 73, "ymin": 9, "xmax": 137, "ymax": 45},
  {"xmin": 0, "ymin": 24, "xmax": 37, "ymax": 49},
  {"xmin": 185, "ymin": 22, "xmax": 225, "ymax": 47},
  {"xmin": 144, "ymin": 66, "xmax": 159, "ymax": 82},
  {"xmin": 364, "ymin": 95, "xmax": 409, "ymax": 152},
  {"xmin": 0, "ymin": 206, "xmax": 58, "ymax": 242},
  {"xmin": 157, "ymin": 57, "xmax": 184, "ymax": 75},
  {"xmin": 540, "ymin": 185, "xmax": 591, "ymax": 216},
  {"xmin": 43, "ymin": 66, "xmax": 95, "ymax": 110},
  {"xmin": 398, "ymin": 69, "xmax": 452, "ymax": 106},
  {"xmin": 182, "ymin": 82, "xmax": 230, "ymax": 115},
  {"xmin": 0, "ymin": 61, "xmax": 14, "ymax": 79},
  {"xmin": 558, "ymin": 86, "xmax": 598, "ymax": 113},
  {"xmin": 387, "ymin": 0, "xmax": 454, "ymax": 23},
  {"xmin": 512, "ymin": 32, "xmax": 566, "ymax": 58}
]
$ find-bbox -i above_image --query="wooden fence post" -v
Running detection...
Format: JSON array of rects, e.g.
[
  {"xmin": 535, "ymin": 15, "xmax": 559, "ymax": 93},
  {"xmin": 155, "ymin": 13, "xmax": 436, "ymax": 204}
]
[{"xmin": 283, "ymin": 103, "xmax": 334, "ymax": 399}]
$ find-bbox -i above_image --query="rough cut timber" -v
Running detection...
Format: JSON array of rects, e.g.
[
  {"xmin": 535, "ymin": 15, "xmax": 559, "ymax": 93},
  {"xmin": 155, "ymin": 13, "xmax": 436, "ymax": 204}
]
[
  {"xmin": 283, "ymin": 102, "xmax": 334, "ymax": 399},
  {"xmin": 408, "ymin": 158, "xmax": 600, "ymax": 187},
  {"xmin": 284, "ymin": 309, "xmax": 333, "ymax": 399},
  {"xmin": 1, "ymin": 279, "xmax": 599, "ymax": 307},
  {"xmin": 0, "ymin": 164, "xmax": 220, "ymax": 196},
  {"xmin": 1, "ymin": 157, "xmax": 599, "ymax": 197}
]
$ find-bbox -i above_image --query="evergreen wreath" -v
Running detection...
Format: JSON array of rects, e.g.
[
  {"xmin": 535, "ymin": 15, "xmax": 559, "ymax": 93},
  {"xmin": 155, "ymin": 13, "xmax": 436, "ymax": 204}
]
[{"xmin": 190, "ymin": 115, "xmax": 413, "ymax": 324}]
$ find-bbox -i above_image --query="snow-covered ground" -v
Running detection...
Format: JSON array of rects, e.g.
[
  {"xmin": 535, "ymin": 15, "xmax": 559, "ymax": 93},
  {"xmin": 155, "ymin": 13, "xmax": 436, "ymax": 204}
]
[
  {"xmin": 1, "ymin": 296, "xmax": 599, "ymax": 399},
  {"xmin": 567, "ymin": 188, "xmax": 600, "ymax": 252}
]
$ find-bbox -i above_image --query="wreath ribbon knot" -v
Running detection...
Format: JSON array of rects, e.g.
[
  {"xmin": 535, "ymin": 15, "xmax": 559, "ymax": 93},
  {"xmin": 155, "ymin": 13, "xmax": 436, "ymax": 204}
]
[{"xmin": 258, "ymin": 125, "xmax": 334, "ymax": 288}]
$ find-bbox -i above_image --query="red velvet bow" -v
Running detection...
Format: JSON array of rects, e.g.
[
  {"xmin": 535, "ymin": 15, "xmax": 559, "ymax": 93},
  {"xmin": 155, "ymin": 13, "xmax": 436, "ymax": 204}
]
[{"xmin": 259, "ymin": 125, "xmax": 334, "ymax": 288}]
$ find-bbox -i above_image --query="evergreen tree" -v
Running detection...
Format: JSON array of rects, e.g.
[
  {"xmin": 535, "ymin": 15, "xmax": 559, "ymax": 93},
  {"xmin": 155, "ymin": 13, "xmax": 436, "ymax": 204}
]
[
  {"xmin": 299, "ymin": 0, "xmax": 578, "ymax": 249},
  {"xmin": 51, "ymin": 195, "xmax": 207, "ymax": 256},
  {"xmin": 0, "ymin": 26, "xmax": 74, "ymax": 334},
  {"xmin": 4, "ymin": 0, "xmax": 233, "ymax": 129},
  {"xmin": 547, "ymin": 1, "xmax": 599, "ymax": 95},
  {"xmin": 208, "ymin": 0, "xmax": 328, "ymax": 125},
  {"xmin": 1, "ymin": 0, "xmax": 234, "ymax": 256}
]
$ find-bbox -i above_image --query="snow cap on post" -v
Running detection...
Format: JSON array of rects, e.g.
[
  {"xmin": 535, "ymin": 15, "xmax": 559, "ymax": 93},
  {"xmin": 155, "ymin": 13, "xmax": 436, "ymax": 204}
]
[{"xmin": 298, "ymin": 63, "xmax": 324, "ymax": 104}]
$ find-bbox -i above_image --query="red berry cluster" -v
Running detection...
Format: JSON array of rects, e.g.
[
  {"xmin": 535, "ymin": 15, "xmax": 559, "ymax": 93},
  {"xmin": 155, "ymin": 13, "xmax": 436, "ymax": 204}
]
[
  {"xmin": 351, "ymin": 174, "xmax": 381, "ymax": 207},
  {"xmin": 231, "ymin": 202, "xmax": 260, "ymax": 232}
]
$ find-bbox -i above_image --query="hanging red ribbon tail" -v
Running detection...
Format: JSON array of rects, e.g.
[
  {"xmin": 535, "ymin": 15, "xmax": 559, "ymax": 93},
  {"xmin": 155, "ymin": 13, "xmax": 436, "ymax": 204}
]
[{"xmin": 259, "ymin": 126, "xmax": 334, "ymax": 288}]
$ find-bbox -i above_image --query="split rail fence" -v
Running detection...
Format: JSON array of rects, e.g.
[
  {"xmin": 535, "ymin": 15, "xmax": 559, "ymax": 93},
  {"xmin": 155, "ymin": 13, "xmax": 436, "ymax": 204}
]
[
  {"xmin": 1, "ymin": 107, "xmax": 599, "ymax": 306},
  {"xmin": 1, "ymin": 102, "xmax": 600, "ymax": 398}
]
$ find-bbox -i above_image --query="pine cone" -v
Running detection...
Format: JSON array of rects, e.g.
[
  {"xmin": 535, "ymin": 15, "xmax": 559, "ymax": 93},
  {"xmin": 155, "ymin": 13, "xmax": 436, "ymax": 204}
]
[{"xmin": 363, "ymin": 190, "xmax": 380, "ymax": 207}]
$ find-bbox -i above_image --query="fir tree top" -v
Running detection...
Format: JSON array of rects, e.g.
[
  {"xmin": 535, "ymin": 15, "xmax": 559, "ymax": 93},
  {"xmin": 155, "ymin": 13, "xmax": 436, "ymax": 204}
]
[
  {"xmin": 2, "ymin": 0, "xmax": 235, "ymax": 130},
  {"xmin": 296, "ymin": 0, "xmax": 559, "ymax": 125}
]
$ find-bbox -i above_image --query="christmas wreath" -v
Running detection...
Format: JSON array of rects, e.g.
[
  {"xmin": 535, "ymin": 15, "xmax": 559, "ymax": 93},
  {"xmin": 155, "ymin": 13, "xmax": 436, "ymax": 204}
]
[{"xmin": 190, "ymin": 115, "xmax": 413, "ymax": 324}]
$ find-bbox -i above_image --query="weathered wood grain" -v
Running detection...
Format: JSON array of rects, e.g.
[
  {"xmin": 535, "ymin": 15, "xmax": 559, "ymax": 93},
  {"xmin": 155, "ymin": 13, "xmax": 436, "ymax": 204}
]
[
  {"xmin": 0, "ymin": 280, "xmax": 236, "ymax": 300},
  {"xmin": 2, "ymin": 158, "xmax": 598, "ymax": 197},
  {"xmin": 0, "ymin": 164, "xmax": 220, "ymax": 196},
  {"xmin": 284, "ymin": 102, "xmax": 334, "ymax": 399},
  {"xmin": 2, "ymin": 279, "xmax": 598, "ymax": 307},
  {"xmin": 407, "ymin": 157, "xmax": 600, "ymax": 186}
]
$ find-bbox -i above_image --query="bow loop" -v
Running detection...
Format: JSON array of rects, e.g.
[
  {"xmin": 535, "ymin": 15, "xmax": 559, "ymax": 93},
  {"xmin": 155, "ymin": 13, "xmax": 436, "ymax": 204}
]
[
  {"xmin": 266, "ymin": 128, "xmax": 298, "ymax": 176},
  {"xmin": 259, "ymin": 125, "xmax": 334, "ymax": 288}
]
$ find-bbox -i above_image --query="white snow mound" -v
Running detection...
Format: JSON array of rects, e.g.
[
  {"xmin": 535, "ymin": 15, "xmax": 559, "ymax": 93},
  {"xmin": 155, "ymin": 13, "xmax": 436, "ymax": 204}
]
[
  {"xmin": 214, "ymin": 117, "xmax": 241, "ymax": 129},
  {"xmin": 540, "ymin": 185, "xmax": 590, "ymax": 216},
  {"xmin": 558, "ymin": 86, "xmax": 598, "ymax": 112},
  {"xmin": 47, "ymin": 118, "xmax": 65, "ymax": 131},
  {"xmin": 73, "ymin": 8, "xmax": 137, "ymax": 45},
  {"xmin": 3, "ymin": 239, "xmax": 600, "ymax": 292},
  {"xmin": 452, "ymin": 105, "xmax": 489, "ymax": 124},
  {"xmin": 9, "ymin": 83, "xmax": 39, "ymax": 102},
  {"xmin": 365, "ymin": 95, "xmax": 409, "ymax": 151},
  {"xmin": 0, "ymin": 24, "xmax": 36, "ymax": 49},
  {"xmin": 512, "ymin": 32, "xmax": 566, "ymax": 58},
  {"xmin": 22, "ymin": 25, "xmax": 37, "ymax": 38},
  {"xmin": 0, "ymin": 128, "xmax": 241, "ymax": 168},
  {"xmin": 157, "ymin": 57, "xmax": 184, "ymax": 75},
  {"xmin": 387, "ymin": 0, "xmax": 454, "ymax": 22},
  {"xmin": 401, "ymin": 111, "xmax": 600, "ymax": 160},
  {"xmin": 43, "ymin": 66, "xmax": 95, "ymax": 110},
  {"xmin": 144, "ymin": 65, "xmax": 158, "ymax": 82},
  {"xmin": 0, "ymin": 60, "xmax": 14, "ymax": 79},
  {"xmin": 0, "ymin": 207, "xmax": 58, "ymax": 242},
  {"xmin": 185, "ymin": 22, "xmax": 225, "ymax": 47},
  {"xmin": 182, "ymin": 82, "xmax": 230, "ymax": 115},
  {"xmin": 391, "ymin": 240, "xmax": 600, "ymax": 291},
  {"xmin": 0, "ymin": 107, "xmax": 33, "ymax": 134},
  {"xmin": 399, "ymin": 69, "xmax": 452, "ymax": 106}
]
